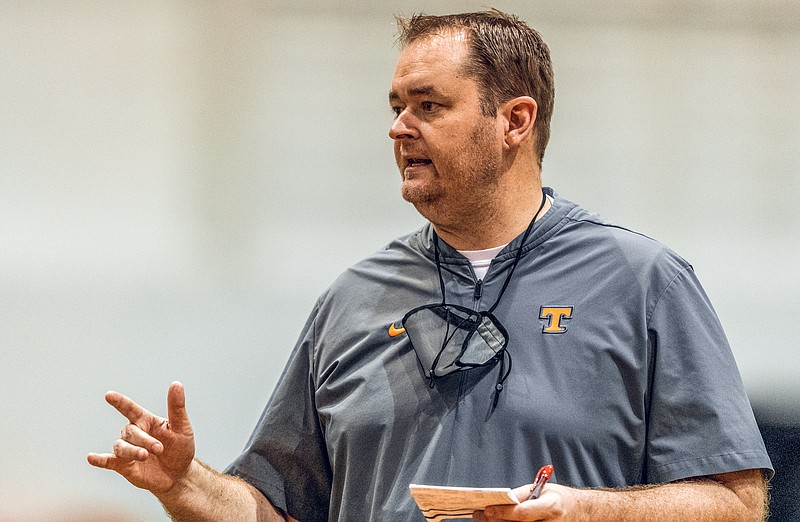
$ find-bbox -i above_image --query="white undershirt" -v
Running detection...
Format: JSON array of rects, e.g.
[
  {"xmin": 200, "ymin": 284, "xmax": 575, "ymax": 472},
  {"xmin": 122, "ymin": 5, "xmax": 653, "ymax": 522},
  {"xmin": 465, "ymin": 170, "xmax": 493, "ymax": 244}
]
[
  {"xmin": 457, "ymin": 195, "xmax": 553, "ymax": 280},
  {"xmin": 458, "ymin": 244, "xmax": 507, "ymax": 280}
]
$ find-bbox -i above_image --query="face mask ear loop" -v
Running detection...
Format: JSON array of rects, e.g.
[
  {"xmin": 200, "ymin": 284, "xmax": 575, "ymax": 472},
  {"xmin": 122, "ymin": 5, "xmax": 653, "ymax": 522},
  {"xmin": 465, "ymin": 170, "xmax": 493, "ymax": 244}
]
[
  {"xmin": 429, "ymin": 307, "xmax": 455, "ymax": 385},
  {"xmin": 433, "ymin": 233, "xmax": 447, "ymax": 305},
  {"xmin": 492, "ymin": 349, "xmax": 512, "ymax": 408},
  {"xmin": 426, "ymin": 234, "xmax": 448, "ymax": 387},
  {"xmin": 487, "ymin": 188, "xmax": 547, "ymax": 314}
]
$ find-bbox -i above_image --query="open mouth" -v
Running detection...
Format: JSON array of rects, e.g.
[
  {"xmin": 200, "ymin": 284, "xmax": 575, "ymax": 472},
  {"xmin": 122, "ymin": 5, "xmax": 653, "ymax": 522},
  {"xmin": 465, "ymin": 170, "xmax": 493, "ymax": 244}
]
[{"xmin": 407, "ymin": 158, "xmax": 432, "ymax": 167}]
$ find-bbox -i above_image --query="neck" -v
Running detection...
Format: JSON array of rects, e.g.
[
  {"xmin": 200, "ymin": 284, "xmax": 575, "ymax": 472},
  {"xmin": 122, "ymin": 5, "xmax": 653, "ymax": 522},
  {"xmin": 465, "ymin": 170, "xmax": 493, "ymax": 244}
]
[{"xmin": 433, "ymin": 181, "xmax": 548, "ymax": 250}]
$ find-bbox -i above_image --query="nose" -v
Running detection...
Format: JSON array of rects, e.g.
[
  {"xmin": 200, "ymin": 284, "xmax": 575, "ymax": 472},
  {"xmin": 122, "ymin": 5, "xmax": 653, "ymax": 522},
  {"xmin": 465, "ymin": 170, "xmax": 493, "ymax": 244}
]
[{"xmin": 389, "ymin": 110, "xmax": 419, "ymax": 141}]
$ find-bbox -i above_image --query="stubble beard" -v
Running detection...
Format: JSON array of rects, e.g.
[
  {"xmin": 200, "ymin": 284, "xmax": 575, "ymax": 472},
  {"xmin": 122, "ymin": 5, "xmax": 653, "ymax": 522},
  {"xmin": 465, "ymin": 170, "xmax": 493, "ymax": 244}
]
[{"xmin": 401, "ymin": 120, "xmax": 501, "ymax": 227}]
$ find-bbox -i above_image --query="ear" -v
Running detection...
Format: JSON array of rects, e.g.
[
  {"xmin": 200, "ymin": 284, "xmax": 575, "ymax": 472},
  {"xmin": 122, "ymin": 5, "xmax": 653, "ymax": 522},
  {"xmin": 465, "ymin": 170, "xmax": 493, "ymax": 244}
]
[{"xmin": 500, "ymin": 96, "xmax": 537, "ymax": 149}]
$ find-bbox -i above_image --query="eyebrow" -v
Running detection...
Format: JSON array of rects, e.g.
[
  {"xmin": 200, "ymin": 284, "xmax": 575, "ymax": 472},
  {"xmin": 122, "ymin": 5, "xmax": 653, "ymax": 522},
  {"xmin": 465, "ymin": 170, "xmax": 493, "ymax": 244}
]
[{"xmin": 388, "ymin": 84, "xmax": 442, "ymax": 102}]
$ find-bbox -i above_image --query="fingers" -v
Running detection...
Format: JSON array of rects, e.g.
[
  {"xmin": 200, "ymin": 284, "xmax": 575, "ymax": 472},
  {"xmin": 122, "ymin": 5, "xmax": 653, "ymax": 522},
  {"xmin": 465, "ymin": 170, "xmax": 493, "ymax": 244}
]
[
  {"xmin": 87, "ymin": 452, "xmax": 117, "ymax": 469},
  {"xmin": 120, "ymin": 422, "xmax": 164, "ymax": 455},
  {"xmin": 87, "ymin": 448, "xmax": 141, "ymax": 472},
  {"xmin": 472, "ymin": 510, "xmax": 489, "ymax": 522},
  {"xmin": 105, "ymin": 390, "xmax": 151, "ymax": 424},
  {"xmin": 166, "ymin": 381, "xmax": 192, "ymax": 436},
  {"xmin": 87, "ymin": 450, "xmax": 140, "ymax": 474},
  {"xmin": 114, "ymin": 437, "xmax": 150, "ymax": 461},
  {"xmin": 511, "ymin": 483, "xmax": 534, "ymax": 502},
  {"xmin": 482, "ymin": 487, "xmax": 566, "ymax": 521},
  {"xmin": 87, "ymin": 422, "xmax": 164, "ymax": 469},
  {"xmin": 104, "ymin": 383, "xmax": 190, "ymax": 440},
  {"xmin": 90, "ymin": 383, "xmax": 191, "ymax": 472}
]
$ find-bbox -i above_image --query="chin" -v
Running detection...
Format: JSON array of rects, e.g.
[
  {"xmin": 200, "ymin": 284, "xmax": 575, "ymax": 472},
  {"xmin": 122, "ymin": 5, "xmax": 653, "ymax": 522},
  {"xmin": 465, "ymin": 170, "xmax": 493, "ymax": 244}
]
[
  {"xmin": 402, "ymin": 189, "xmax": 448, "ymax": 226},
  {"xmin": 401, "ymin": 181, "xmax": 440, "ymax": 207}
]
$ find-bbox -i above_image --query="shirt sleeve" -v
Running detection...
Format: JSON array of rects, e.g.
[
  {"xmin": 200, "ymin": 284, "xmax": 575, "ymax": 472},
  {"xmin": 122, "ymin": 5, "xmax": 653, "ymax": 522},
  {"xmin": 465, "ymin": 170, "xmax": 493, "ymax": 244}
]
[
  {"xmin": 225, "ymin": 300, "xmax": 332, "ymax": 521},
  {"xmin": 644, "ymin": 265, "xmax": 773, "ymax": 483}
]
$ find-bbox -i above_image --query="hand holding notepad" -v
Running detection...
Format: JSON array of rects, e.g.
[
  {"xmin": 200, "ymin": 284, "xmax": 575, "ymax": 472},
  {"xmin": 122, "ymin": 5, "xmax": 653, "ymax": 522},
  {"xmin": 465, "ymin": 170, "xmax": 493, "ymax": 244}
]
[
  {"xmin": 408, "ymin": 484, "xmax": 519, "ymax": 521},
  {"xmin": 409, "ymin": 465, "xmax": 554, "ymax": 521}
]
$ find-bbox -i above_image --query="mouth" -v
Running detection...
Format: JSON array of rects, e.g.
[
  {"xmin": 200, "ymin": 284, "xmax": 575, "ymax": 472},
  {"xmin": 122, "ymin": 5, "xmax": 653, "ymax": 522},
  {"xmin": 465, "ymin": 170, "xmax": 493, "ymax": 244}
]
[
  {"xmin": 403, "ymin": 158, "xmax": 433, "ymax": 177},
  {"xmin": 406, "ymin": 158, "xmax": 432, "ymax": 168}
]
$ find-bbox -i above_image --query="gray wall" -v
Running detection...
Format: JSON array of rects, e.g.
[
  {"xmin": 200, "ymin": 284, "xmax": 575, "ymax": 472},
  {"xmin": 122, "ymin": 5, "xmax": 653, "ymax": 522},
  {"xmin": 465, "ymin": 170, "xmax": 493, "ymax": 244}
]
[{"xmin": 1, "ymin": 1, "xmax": 797, "ymax": 520}]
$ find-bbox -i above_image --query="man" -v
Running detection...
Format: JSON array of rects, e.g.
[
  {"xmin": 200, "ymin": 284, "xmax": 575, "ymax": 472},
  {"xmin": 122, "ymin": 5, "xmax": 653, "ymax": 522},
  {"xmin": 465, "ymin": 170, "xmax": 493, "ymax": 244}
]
[{"xmin": 88, "ymin": 10, "xmax": 773, "ymax": 521}]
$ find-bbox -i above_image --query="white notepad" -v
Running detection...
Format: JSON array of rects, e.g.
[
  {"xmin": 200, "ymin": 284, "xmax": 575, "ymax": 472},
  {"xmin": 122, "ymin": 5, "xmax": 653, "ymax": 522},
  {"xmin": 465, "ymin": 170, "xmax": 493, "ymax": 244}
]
[{"xmin": 409, "ymin": 483, "xmax": 519, "ymax": 521}]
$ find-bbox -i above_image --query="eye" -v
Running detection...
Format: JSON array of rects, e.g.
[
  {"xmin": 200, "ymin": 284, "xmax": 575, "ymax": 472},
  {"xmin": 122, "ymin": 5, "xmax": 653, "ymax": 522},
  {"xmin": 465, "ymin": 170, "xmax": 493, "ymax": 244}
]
[
  {"xmin": 421, "ymin": 101, "xmax": 438, "ymax": 112},
  {"xmin": 390, "ymin": 105, "xmax": 404, "ymax": 119}
]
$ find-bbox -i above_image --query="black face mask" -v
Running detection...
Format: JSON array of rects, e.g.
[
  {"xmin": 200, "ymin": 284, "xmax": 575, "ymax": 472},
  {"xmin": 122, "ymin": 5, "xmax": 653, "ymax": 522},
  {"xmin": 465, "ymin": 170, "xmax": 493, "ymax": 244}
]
[{"xmin": 402, "ymin": 190, "xmax": 547, "ymax": 407}]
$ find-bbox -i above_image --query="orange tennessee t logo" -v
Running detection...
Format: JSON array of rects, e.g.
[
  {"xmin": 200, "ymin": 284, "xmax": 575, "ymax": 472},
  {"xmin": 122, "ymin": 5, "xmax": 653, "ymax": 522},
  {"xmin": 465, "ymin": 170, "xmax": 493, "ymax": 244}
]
[
  {"xmin": 388, "ymin": 322, "xmax": 406, "ymax": 337},
  {"xmin": 539, "ymin": 306, "xmax": 573, "ymax": 334}
]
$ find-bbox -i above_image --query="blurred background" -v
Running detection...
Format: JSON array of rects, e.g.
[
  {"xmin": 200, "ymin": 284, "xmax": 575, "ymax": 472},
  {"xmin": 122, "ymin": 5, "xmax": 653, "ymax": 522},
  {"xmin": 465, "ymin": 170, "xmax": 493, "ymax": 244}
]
[{"xmin": 1, "ymin": 0, "xmax": 797, "ymax": 520}]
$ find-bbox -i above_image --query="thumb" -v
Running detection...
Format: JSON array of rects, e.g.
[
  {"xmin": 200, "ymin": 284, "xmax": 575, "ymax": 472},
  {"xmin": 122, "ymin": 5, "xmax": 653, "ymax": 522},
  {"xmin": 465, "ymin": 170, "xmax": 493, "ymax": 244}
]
[
  {"xmin": 511, "ymin": 483, "xmax": 534, "ymax": 502},
  {"xmin": 166, "ymin": 381, "xmax": 192, "ymax": 435}
]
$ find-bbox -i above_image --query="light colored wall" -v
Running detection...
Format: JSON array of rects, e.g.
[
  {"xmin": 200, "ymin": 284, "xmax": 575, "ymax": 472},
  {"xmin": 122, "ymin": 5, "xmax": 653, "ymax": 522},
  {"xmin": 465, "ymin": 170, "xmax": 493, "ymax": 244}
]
[{"xmin": 1, "ymin": 1, "xmax": 797, "ymax": 519}]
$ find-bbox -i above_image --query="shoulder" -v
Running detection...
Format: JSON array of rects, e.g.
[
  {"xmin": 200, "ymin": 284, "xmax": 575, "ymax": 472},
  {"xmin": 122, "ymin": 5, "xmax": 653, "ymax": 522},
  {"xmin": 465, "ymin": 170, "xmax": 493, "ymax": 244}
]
[
  {"xmin": 559, "ymin": 197, "xmax": 691, "ymax": 275},
  {"xmin": 545, "ymin": 193, "xmax": 694, "ymax": 303},
  {"xmin": 339, "ymin": 226, "xmax": 430, "ymax": 283},
  {"xmin": 317, "ymin": 224, "xmax": 434, "ymax": 310}
]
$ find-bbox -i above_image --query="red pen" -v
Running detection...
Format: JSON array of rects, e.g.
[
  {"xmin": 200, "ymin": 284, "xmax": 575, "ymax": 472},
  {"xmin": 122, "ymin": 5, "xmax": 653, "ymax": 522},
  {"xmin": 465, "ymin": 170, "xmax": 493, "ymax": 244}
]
[{"xmin": 526, "ymin": 464, "xmax": 554, "ymax": 500}]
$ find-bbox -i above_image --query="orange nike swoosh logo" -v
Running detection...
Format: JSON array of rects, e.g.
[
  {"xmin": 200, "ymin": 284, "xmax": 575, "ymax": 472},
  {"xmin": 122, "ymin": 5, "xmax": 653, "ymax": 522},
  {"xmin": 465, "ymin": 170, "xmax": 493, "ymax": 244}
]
[{"xmin": 388, "ymin": 323, "xmax": 406, "ymax": 337}]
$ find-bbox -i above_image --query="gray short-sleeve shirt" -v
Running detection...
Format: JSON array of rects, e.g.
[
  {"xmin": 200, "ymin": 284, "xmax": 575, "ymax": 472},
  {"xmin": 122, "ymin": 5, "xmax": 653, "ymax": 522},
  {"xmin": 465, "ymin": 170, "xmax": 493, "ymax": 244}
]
[{"xmin": 226, "ymin": 189, "xmax": 772, "ymax": 521}]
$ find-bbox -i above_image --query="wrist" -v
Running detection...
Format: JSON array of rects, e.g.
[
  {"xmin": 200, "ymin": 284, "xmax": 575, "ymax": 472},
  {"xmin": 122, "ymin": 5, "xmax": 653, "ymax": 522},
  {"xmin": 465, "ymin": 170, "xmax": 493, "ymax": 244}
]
[
  {"xmin": 156, "ymin": 458, "xmax": 207, "ymax": 507},
  {"xmin": 545, "ymin": 484, "xmax": 597, "ymax": 522}
]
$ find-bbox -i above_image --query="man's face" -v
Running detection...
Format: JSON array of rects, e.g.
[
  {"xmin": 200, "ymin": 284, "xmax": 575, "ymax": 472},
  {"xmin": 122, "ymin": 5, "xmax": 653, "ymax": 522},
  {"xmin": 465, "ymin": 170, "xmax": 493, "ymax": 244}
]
[{"xmin": 389, "ymin": 32, "xmax": 504, "ymax": 225}]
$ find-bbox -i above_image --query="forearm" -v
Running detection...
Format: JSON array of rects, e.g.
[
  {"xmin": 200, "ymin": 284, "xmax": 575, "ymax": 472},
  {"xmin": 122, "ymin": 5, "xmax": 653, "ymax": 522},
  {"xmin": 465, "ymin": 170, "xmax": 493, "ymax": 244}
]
[
  {"xmin": 481, "ymin": 469, "xmax": 767, "ymax": 522},
  {"xmin": 566, "ymin": 471, "xmax": 767, "ymax": 522},
  {"xmin": 156, "ymin": 459, "xmax": 286, "ymax": 522}
]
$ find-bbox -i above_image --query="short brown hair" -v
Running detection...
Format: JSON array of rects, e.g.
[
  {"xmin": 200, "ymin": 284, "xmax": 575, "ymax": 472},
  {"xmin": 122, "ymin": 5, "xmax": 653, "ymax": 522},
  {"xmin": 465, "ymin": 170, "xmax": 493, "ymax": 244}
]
[{"xmin": 396, "ymin": 9, "xmax": 555, "ymax": 166}]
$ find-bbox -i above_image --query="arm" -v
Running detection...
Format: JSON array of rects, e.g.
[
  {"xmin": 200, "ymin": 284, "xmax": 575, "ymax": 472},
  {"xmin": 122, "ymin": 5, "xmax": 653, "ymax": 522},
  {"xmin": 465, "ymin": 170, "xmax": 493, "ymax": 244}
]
[
  {"xmin": 87, "ymin": 382, "xmax": 294, "ymax": 522},
  {"xmin": 157, "ymin": 458, "xmax": 297, "ymax": 522},
  {"xmin": 475, "ymin": 469, "xmax": 768, "ymax": 522}
]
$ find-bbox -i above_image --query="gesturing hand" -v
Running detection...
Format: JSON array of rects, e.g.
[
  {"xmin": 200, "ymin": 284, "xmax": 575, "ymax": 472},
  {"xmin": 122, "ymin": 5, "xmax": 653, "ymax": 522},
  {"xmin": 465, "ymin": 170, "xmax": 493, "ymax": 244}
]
[{"xmin": 87, "ymin": 381, "xmax": 196, "ymax": 494}]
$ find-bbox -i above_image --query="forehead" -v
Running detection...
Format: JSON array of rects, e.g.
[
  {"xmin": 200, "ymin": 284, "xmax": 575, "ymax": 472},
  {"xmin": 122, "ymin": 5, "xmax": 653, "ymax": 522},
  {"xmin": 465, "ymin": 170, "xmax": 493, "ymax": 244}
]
[{"xmin": 390, "ymin": 31, "xmax": 475, "ymax": 97}]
